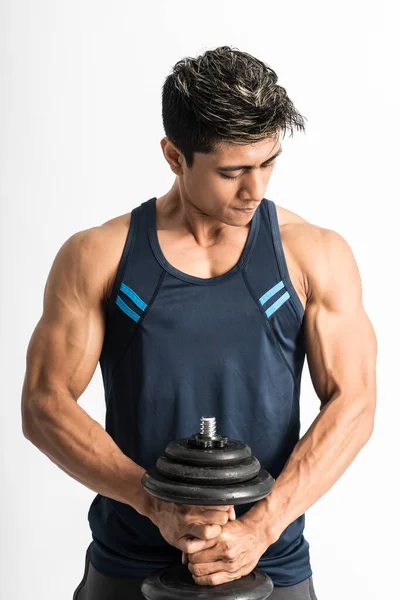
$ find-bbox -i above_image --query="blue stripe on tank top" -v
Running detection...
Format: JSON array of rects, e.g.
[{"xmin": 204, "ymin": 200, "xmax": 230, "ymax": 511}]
[
  {"xmin": 116, "ymin": 295, "xmax": 141, "ymax": 322},
  {"xmin": 265, "ymin": 291, "xmax": 290, "ymax": 318},
  {"xmin": 258, "ymin": 280, "xmax": 285, "ymax": 307},
  {"xmin": 120, "ymin": 282, "xmax": 148, "ymax": 311}
]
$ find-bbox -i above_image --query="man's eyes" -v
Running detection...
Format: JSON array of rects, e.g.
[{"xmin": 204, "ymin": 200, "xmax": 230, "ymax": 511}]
[
  {"xmin": 220, "ymin": 172, "xmax": 242, "ymax": 180},
  {"xmin": 219, "ymin": 162, "xmax": 275, "ymax": 180}
]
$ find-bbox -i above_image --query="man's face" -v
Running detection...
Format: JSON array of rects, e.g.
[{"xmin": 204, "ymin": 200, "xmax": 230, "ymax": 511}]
[{"xmin": 181, "ymin": 136, "xmax": 282, "ymax": 226}]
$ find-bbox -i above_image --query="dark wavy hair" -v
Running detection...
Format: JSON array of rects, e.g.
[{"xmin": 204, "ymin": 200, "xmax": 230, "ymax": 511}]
[{"xmin": 161, "ymin": 45, "xmax": 307, "ymax": 168}]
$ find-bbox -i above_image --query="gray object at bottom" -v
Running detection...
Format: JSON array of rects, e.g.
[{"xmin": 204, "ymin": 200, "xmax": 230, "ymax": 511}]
[{"xmin": 140, "ymin": 564, "xmax": 274, "ymax": 599}]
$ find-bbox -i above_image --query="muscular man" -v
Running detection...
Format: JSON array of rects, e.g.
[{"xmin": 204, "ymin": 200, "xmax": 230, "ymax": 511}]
[{"xmin": 21, "ymin": 46, "xmax": 377, "ymax": 600}]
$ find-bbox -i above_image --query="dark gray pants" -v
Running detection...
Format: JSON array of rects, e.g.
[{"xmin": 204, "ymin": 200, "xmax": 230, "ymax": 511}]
[{"xmin": 73, "ymin": 548, "xmax": 318, "ymax": 600}]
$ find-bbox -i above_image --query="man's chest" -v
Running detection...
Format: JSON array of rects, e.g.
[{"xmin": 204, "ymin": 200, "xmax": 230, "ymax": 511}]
[
  {"xmin": 156, "ymin": 228, "xmax": 248, "ymax": 279},
  {"xmin": 156, "ymin": 228, "xmax": 307, "ymax": 311}
]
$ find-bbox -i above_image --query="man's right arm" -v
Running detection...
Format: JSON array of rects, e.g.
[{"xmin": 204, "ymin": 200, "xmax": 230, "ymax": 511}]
[
  {"xmin": 21, "ymin": 222, "xmax": 234, "ymax": 553},
  {"xmin": 21, "ymin": 223, "xmax": 156, "ymax": 518}
]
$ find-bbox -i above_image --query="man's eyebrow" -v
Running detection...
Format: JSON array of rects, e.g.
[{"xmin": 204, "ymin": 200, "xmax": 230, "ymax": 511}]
[{"xmin": 217, "ymin": 146, "xmax": 283, "ymax": 172}]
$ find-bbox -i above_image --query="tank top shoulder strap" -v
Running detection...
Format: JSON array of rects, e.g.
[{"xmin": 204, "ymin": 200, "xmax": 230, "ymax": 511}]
[
  {"xmin": 100, "ymin": 198, "xmax": 164, "ymax": 387},
  {"xmin": 107, "ymin": 204, "xmax": 141, "ymax": 307},
  {"xmin": 108, "ymin": 197, "xmax": 163, "ymax": 306},
  {"xmin": 266, "ymin": 199, "xmax": 305, "ymax": 323},
  {"xmin": 244, "ymin": 197, "xmax": 304, "ymax": 326}
]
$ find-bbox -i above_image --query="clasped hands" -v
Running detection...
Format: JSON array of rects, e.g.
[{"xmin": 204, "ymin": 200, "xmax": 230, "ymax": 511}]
[{"xmin": 153, "ymin": 499, "xmax": 271, "ymax": 586}]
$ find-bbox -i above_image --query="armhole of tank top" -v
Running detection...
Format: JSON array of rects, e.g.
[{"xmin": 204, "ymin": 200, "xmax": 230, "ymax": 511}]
[
  {"xmin": 267, "ymin": 199, "xmax": 305, "ymax": 324},
  {"xmin": 107, "ymin": 206, "xmax": 139, "ymax": 310}
]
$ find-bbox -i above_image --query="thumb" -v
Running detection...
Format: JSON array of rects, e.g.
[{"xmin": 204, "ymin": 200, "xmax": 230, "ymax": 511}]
[
  {"xmin": 185, "ymin": 536, "xmax": 217, "ymax": 554},
  {"xmin": 228, "ymin": 506, "xmax": 236, "ymax": 520}
]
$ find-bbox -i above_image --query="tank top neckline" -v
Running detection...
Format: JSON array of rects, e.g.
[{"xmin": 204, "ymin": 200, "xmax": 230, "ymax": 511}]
[{"xmin": 146, "ymin": 196, "xmax": 261, "ymax": 286}]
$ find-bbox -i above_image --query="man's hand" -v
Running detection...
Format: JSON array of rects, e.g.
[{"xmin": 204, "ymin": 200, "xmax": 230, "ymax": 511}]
[
  {"xmin": 150, "ymin": 499, "xmax": 236, "ymax": 554},
  {"xmin": 184, "ymin": 515, "xmax": 273, "ymax": 586}
]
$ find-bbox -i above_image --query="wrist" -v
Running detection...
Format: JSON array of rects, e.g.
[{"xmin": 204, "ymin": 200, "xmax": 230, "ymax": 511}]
[
  {"xmin": 241, "ymin": 498, "xmax": 285, "ymax": 547},
  {"xmin": 136, "ymin": 488, "xmax": 166, "ymax": 527},
  {"xmin": 129, "ymin": 471, "xmax": 160, "ymax": 521}
]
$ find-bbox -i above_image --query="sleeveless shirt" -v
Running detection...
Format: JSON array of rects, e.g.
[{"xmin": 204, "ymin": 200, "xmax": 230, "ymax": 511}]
[{"xmin": 86, "ymin": 196, "xmax": 312, "ymax": 586}]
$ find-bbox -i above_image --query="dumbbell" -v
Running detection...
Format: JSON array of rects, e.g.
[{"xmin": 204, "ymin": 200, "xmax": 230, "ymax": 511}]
[{"xmin": 140, "ymin": 416, "xmax": 275, "ymax": 600}]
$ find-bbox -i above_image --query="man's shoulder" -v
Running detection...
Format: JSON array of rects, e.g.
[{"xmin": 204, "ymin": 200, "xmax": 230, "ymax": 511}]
[
  {"xmin": 276, "ymin": 202, "xmax": 350, "ymax": 259},
  {"xmin": 274, "ymin": 202, "xmax": 309, "ymax": 228},
  {"xmin": 274, "ymin": 202, "xmax": 354, "ymax": 302},
  {"xmin": 61, "ymin": 211, "xmax": 132, "ymax": 303},
  {"xmin": 68, "ymin": 211, "xmax": 132, "ymax": 261}
]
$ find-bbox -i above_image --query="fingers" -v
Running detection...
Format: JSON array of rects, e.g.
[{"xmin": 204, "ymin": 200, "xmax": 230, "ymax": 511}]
[
  {"xmin": 178, "ymin": 505, "xmax": 236, "ymax": 556},
  {"xmin": 193, "ymin": 569, "xmax": 242, "ymax": 587},
  {"xmin": 228, "ymin": 506, "xmax": 236, "ymax": 520},
  {"xmin": 181, "ymin": 504, "xmax": 234, "ymax": 516},
  {"xmin": 195, "ymin": 506, "xmax": 235, "ymax": 526},
  {"xmin": 201, "ymin": 505, "xmax": 235, "ymax": 521},
  {"xmin": 201, "ymin": 510, "xmax": 230, "ymax": 526},
  {"xmin": 183, "ymin": 536, "xmax": 220, "ymax": 554},
  {"xmin": 201, "ymin": 505, "xmax": 233, "ymax": 511},
  {"xmin": 180, "ymin": 506, "xmax": 232, "ymax": 528},
  {"xmin": 187, "ymin": 522, "xmax": 222, "ymax": 540},
  {"xmin": 188, "ymin": 559, "xmax": 233, "ymax": 577}
]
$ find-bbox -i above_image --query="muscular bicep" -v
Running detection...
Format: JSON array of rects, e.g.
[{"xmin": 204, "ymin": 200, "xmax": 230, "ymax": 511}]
[
  {"xmin": 303, "ymin": 229, "xmax": 377, "ymax": 409},
  {"xmin": 22, "ymin": 230, "xmax": 107, "ymax": 415}
]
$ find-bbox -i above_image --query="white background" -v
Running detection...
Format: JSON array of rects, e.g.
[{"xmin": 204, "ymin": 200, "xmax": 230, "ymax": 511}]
[{"xmin": 1, "ymin": 1, "xmax": 398, "ymax": 599}]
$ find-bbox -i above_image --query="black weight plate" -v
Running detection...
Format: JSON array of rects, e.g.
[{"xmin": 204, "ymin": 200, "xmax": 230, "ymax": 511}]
[
  {"xmin": 156, "ymin": 455, "xmax": 261, "ymax": 485},
  {"xmin": 142, "ymin": 467, "xmax": 274, "ymax": 505},
  {"xmin": 141, "ymin": 564, "xmax": 274, "ymax": 599},
  {"xmin": 165, "ymin": 438, "xmax": 251, "ymax": 466}
]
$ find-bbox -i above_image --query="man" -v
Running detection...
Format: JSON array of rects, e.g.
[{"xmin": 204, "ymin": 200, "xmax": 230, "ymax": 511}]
[{"xmin": 21, "ymin": 46, "xmax": 377, "ymax": 600}]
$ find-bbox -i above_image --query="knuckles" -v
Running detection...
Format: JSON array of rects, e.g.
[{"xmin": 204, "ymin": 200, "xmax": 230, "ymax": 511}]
[
  {"xmin": 204, "ymin": 524, "xmax": 221, "ymax": 538},
  {"xmin": 182, "ymin": 512, "xmax": 193, "ymax": 525},
  {"xmin": 225, "ymin": 547, "xmax": 237, "ymax": 560},
  {"xmin": 209, "ymin": 574, "xmax": 220, "ymax": 585},
  {"xmin": 192, "ymin": 564, "xmax": 204, "ymax": 577}
]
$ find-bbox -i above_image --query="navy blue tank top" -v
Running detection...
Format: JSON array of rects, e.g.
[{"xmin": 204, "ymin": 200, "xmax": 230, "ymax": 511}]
[{"xmin": 87, "ymin": 196, "xmax": 312, "ymax": 586}]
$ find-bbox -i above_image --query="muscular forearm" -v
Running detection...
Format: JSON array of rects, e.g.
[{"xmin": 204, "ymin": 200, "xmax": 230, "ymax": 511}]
[
  {"xmin": 22, "ymin": 388, "xmax": 155, "ymax": 519},
  {"xmin": 243, "ymin": 393, "xmax": 375, "ymax": 544}
]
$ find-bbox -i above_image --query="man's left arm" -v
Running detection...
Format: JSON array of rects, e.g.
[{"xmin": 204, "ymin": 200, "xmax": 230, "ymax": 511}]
[
  {"xmin": 187, "ymin": 227, "xmax": 377, "ymax": 585},
  {"xmin": 242, "ymin": 227, "xmax": 377, "ymax": 541}
]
